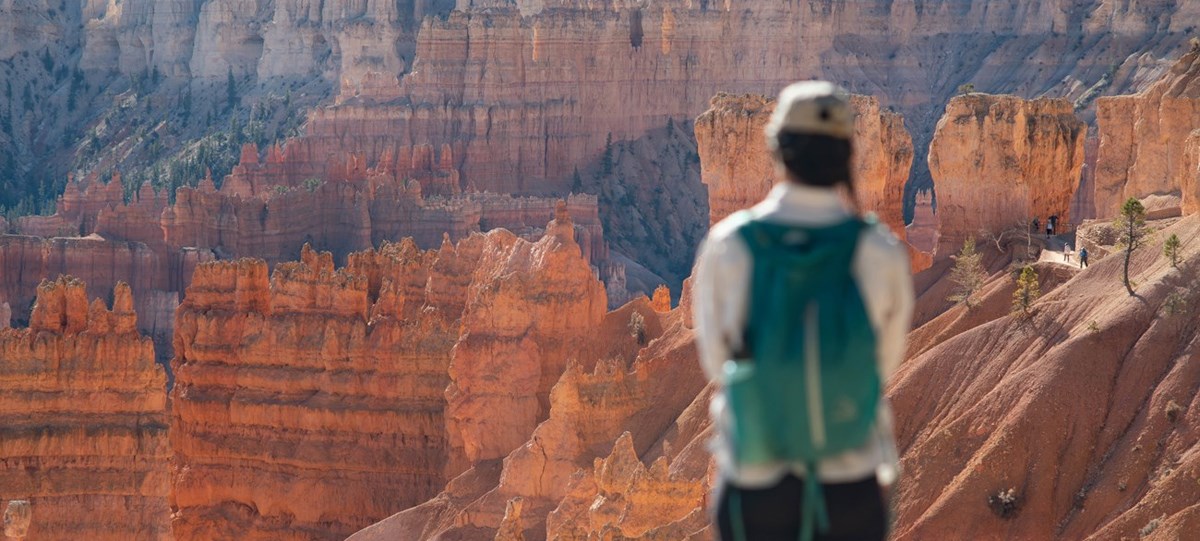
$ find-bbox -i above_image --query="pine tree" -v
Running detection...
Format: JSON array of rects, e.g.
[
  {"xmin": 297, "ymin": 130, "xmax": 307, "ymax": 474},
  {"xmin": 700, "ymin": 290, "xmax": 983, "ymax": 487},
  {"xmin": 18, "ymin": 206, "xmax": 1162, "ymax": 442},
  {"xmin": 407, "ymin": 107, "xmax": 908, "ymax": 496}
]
[
  {"xmin": 571, "ymin": 167, "xmax": 583, "ymax": 194},
  {"xmin": 1012, "ymin": 265, "xmax": 1041, "ymax": 316},
  {"xmin": 1116, "ymin": 197, "xmax": 1148, "ymax": 295},
  {"xmin": 948, "ymin": 237, "xmax": 987, "ymax": 307},
  {"xmin": 1164, "ymin": 233, "xmax": 1182, "ymax": 268},
  {"xmin": 226, "ymin": 68, "xmax": 238, "ymax": 111}
]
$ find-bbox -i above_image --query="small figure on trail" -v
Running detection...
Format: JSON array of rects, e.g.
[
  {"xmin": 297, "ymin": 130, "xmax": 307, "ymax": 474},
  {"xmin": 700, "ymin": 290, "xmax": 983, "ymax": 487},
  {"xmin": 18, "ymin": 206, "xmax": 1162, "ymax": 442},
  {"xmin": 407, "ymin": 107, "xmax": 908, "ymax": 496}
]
[
  {"xmin": 1064, "ymin": 244, "xmax": 1073, "ymax": 263},
  {"xmin": 694, "ymin": 81, "xmax": 914, "ymax": 541},
  {"xmin": 1079, "ymin": 247, "xmax": 1089, "ymax": 268},
  {"xmin": 1049, "ymin": 214, "xmax": 1059, "ymax": 235},
  {"xmin": 1032, "ymin": 217, "xmax": 1040, "ymax": 234},
  {"xmin": 1046, "ymin": 220, "xmax": 1054, "ymax": 237}
]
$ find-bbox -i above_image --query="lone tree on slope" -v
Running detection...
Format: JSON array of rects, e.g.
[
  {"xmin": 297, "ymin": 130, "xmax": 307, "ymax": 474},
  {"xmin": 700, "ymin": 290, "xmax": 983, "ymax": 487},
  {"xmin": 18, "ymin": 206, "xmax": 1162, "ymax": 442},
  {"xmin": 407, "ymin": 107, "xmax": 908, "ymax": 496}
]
[
  {"xmin": 1012, "ymin": 265, "xmax": 1041, "ymax": 316},
  {"xmin": 1116, "ymin": 197, "xmax": 1148, "ymax": 295},
  {"xmin": 948, "ymin": 236, "xmax": 987, "ymax": 308},
  {"xmin": 1164, "ymin": 233, "xmax": 1182, "ymax": 268}
]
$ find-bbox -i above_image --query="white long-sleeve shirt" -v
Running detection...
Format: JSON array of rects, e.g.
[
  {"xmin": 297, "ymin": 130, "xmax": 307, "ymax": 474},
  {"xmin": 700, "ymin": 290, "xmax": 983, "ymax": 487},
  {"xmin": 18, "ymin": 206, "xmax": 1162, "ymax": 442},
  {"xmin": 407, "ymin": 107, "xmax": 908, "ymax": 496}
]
[{"xmin": 693, "ymin": 182, "xmax": 915, "ymax": 487}]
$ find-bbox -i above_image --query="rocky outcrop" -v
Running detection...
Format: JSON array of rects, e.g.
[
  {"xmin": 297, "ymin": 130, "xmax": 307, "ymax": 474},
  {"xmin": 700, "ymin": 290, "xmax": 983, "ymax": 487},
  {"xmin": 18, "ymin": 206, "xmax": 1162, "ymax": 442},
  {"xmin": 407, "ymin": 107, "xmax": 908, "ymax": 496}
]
[
  {"xmin": 928, "ymin": 94, "xmax": 1085, "ymax": 258},
  {"xmin": 906, "ymin": 190, "xmax": 937, "ymax": 254},
  {"xmin": 172, "ymin": 208, "xmax": 611, "ymax": 540},
  {"xmin": 170, "ymin": 244, "xmax": 464, "ymax": 540},
  {"xmin": 0, "ymin": 278, "xmax": 170, "ymax": 541},
  {"xmin": 444, "ymin": 204, "xmax": 608, "ymax": 474},
  {"xmin": 694, "ymin": 92, "xmax": 914, "ymax": 238},
  {"xmin": 349, "ymin": 295, "xmax": 711, "ymax": 540},
  {"xmin": 1096, "ymin": 47, "xmax": 1200, "ymax": 218},
  {"xmin": 890, "ymin": 214, "xmax": 1200, "ymax": 540}
]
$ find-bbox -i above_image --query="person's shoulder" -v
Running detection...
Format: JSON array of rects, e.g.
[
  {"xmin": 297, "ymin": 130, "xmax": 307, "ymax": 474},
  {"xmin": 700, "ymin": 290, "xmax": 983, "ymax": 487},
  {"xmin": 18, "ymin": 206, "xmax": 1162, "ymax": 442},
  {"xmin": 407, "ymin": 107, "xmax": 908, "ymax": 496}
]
[
  {"xmin": 705, "ymin": 210, "xmax": 755, "ymax": 245},
  {"xmin": 857, "ymin": 219, "xmax": 909, "ymax": 267}
]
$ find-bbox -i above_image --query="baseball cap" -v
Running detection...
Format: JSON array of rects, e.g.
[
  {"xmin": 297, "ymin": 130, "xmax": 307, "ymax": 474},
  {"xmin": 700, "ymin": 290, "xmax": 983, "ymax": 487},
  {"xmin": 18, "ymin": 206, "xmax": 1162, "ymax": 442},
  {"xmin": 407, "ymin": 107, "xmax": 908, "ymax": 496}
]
[{"xmin": 764, "ymin": 81, "xmax": 854, "ymax": 141}]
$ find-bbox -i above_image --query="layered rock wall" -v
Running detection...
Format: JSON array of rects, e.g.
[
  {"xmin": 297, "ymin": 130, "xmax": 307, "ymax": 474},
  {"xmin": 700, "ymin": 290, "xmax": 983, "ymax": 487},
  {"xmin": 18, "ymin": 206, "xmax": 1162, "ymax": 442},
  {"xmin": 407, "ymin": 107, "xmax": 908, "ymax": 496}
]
[
  {"xmin": 1096, "ymin": 47, "xmax": 1200, "ymax": 218},
  {"xmin": 170, "ymin": 244, "xmax": 463, "ymax": 540},
  {"xmin": 0, "ymin": 278, "xmax": 170, "ymax": 540},
  {"xmin": 928, "ymin": 94, "xmax": 1085, "ymax": 258}
]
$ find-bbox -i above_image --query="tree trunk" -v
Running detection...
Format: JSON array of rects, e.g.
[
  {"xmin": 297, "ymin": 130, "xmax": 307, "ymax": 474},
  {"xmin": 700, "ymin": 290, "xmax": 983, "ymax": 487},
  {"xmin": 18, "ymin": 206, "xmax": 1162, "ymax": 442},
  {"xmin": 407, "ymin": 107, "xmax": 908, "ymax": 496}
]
[{"xmin": 1124, "ymin": 222, "xmax": 1134, "ymax": 295}]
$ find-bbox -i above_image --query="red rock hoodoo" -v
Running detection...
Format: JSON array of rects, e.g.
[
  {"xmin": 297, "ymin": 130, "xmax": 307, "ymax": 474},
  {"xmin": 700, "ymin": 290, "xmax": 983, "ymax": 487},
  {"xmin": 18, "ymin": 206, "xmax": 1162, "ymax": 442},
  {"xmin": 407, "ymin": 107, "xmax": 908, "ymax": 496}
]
[
  {"xmin": 928, "ymin": 94, "xmax": 1085, "ymax": 258},
  {"xmin": 0, "ymin": 278, "xmax": 170, "ymax": 540}
]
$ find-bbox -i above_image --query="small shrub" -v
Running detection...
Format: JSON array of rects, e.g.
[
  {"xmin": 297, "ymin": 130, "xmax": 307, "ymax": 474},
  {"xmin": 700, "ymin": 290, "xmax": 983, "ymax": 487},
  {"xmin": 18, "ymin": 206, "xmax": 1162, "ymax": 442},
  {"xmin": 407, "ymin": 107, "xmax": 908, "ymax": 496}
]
[
  {"xmin": 272, "ymin": 185, "xmax": 289, "ymax": 195},
  {"xmin": 987, "ymin": 487, "xmax": 1020, "ymax": 519},
  {"xmin": 1166, "ymin": 400, "xmax": 1184, "ymax": 422},
  {"xmin": 1087, "ymin": 321, "xmax": 1100, "ymax": 333},
  {"xmin": 958, "ymin": 82, "xmax": 976, "ymax": 95},
  {"xmin": 1140, "ymin": 516, "xmax": 1162, "ymax": 537},
  {"xmin": 1164, "ymin": 289, "xmax": 1187, "ymax": 316},
  {"xmin": 302, "ymin": 177, "xmax": 323, "ymax": 192}
]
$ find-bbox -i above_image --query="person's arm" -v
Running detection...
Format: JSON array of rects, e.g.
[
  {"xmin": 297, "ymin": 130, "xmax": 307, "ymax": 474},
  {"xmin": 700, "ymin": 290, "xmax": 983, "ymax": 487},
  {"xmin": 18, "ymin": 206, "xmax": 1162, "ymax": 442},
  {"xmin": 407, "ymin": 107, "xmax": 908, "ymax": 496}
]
[
  {"xmin": 876, "ymin": 238, "xmax": 915, "ymax": 381},
  {"xmin": 692, "ymin": 226, "xmax": 751, "ymax": 381}
]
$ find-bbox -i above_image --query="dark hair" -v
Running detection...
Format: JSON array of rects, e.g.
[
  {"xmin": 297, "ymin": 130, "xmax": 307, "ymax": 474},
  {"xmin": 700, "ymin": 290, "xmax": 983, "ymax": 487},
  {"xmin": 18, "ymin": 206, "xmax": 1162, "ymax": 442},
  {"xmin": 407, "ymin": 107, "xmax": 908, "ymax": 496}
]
[
  {"xmin": 773, "ymin": 132, "xmax": 853, "ymax": 187},
  {"xmin": 772, "ymin": 131, "xmax": 859, "ymax": 213}
]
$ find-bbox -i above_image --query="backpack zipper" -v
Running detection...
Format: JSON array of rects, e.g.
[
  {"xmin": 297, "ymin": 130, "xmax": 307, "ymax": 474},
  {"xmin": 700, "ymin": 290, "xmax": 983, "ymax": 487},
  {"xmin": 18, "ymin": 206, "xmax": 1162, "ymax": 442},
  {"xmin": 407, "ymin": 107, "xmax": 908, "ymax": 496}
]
[{"xmin": 806, "ymin": 301, "xmax": 826, "ymax": 450}]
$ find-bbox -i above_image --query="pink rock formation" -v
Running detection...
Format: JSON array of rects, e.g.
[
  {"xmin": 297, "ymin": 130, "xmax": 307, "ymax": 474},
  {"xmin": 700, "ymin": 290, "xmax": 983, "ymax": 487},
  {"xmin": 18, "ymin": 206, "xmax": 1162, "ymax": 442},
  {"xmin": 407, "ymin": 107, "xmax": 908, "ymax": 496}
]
[
  {"xmin": 694, "ymin": 92, "xmax": 914, "ymax": 238},
  {"xmin": 349, "ymin": 298, "xmax": 710, "ymax": 540},
  {"xmin": 928, "ymin": 94, "xmax": 1085, "ymax": 258},
  {"xmin": 906, "ymin": 190, "xmax": 937, "ymax": 254},
  {"xmin": 0, "ymin": 278, "xmax": 170, "ymax": 540},
  {"xmin": 172, "ymin": 209, "xmax": 612, "ymax": 540},
  {"xmin": 171, "ymin": 245, "xmax": 461, "ymax": 540},
  {"xmin": 1097, "ymin": 46, "xmax": 1200, "ymax": 218},
  {"xmin": 444, "ymin": 204, "xmax": 608, "ymax": 474}
]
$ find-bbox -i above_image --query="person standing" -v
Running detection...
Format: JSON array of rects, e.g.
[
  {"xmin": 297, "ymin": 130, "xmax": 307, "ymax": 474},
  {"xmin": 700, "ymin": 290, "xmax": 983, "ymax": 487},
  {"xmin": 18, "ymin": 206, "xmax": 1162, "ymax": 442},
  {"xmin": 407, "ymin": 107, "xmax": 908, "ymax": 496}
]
[
  {"xmin": 1080, "ymin": 247, "xmax": 1089, "ymax": 268},
  {"xmin": 693, "ymin": 81, "xmax": 914, "ymax": 541},
  {"xmin": 1064, "ymin": 243, "xmax": 1073, "ymax": 263}
]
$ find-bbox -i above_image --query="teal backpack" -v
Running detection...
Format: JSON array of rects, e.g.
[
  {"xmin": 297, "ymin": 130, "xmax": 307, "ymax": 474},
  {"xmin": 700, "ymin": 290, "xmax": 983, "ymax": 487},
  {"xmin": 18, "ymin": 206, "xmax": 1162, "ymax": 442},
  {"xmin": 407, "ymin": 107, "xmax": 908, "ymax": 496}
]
[{"xmin": 722, "ymin": 211, "xmax": 881, "ymax": 541}]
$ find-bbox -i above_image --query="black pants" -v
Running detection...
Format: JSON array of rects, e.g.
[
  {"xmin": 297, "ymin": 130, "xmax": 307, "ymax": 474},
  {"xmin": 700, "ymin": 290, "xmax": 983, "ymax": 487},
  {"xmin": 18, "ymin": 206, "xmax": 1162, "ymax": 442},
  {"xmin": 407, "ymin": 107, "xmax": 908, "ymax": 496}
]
[{"xmin": 715, "ymin": 474, "xmax": 888, "ymax": 541}]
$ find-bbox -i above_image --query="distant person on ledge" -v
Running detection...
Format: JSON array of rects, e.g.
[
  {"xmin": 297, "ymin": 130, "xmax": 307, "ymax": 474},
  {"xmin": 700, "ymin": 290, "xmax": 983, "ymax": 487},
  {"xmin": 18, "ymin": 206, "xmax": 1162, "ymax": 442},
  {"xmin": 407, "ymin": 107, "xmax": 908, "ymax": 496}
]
[{"xmin": 693, "ymin": 81, "xmax": 915, "ymax": 541}]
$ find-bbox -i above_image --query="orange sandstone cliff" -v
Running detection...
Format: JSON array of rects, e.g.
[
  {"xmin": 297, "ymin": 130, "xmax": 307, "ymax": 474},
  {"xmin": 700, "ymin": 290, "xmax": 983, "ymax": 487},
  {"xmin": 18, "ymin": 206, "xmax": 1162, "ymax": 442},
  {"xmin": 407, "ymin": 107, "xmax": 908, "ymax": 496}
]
[
  {"xmin": 928, "ymin": 94, "xmax": 1085, "ymax": 258},
  {"xmin": 0, "ymin": 278, "xmax": 170, "ymax": 540},
  {"xmin": 1096, "ymin": 46, "xmax": 1200, "ymax": 218},
  {"xmin": 171, "ymin": 208, "xmax": 614, "ymax": 540}
]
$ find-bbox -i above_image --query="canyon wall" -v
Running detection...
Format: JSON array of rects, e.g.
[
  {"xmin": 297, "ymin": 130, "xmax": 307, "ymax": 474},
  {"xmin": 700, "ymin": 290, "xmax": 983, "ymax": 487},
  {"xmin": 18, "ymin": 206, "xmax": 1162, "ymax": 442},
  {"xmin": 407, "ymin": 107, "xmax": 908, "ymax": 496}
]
[
  {"xmin": 1097, "ymin": 46, "xmax": 1200, "ymax": 218},
  {"xmin": 928, "ymin": 94, "xmax": 1085, "ymax": 258},
  {"xmin": 171, "ymin": 208, "xmax": 610, "ymax": 540},
  {"xmin": 694, "ymin": 92, "xmax": 913, "ymax": 237},
  {"xmin": 0, "ymin": 278, "xmax": 170, "ymax": 540}
]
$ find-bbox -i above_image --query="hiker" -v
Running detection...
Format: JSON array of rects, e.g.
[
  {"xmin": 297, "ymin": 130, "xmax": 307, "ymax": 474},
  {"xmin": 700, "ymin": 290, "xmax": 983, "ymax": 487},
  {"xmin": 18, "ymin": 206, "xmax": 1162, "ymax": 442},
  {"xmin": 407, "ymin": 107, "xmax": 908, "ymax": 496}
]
[
  {"xmin": 1048, "ymin": 214, "xmax": 1059, "ymax": 235},
  {"xmin": 1032, "ymin": 217, "xmax": 1040, "ymax": 235},
  {"xmin": 1080, "ymin": 247, "xmax": 1089, "ymax": 268},
  {"xmin": 693, "ymin": 81, "xmax": 914, "ymax": 541},
  {"xmin": 1064, "ymin": 244, "xmax": 1073, "ymax": 263},
  {"xmin": 1045, "ymin": 219, "xmax": 1054, "ymax": 237}
]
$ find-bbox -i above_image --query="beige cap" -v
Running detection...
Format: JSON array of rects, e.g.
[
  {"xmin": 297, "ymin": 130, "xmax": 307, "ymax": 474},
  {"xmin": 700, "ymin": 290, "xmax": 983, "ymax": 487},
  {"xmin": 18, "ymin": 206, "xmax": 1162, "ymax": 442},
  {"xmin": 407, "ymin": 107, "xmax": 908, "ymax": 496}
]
[{"xmin": 764, "ymin": 81, "xmax": 854, "ymax": 141}]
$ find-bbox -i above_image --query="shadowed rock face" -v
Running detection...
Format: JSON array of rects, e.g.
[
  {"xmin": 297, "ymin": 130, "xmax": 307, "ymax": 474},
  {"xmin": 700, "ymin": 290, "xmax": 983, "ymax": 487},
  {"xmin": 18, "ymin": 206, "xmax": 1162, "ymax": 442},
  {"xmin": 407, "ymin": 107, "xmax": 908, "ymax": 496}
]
[
  {"xmin": 0, "ymin": 278, "xmax": 170, "ymax": 541},
  {"xmin": 928, "ymin": 94, "xmax": 1085, "ymax": 258}
]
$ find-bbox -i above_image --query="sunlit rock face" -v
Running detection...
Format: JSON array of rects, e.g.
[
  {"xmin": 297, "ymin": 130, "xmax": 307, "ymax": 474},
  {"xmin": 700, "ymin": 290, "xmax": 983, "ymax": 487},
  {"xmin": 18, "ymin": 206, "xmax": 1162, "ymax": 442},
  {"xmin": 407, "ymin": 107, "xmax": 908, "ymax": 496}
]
[
  {"xmin": 1096, "ymin": 47, "xmax": 1200, "ymax": 218},
  {"xmin": 0, "ymin": 278, "xmax": 170, "ymax": 541},
  {"xmin": 928, "ymin": 94, "xmax": 1085, "ymax": 258}
]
